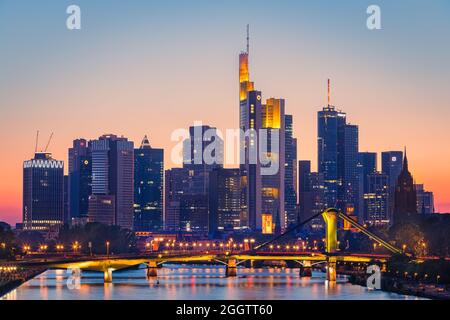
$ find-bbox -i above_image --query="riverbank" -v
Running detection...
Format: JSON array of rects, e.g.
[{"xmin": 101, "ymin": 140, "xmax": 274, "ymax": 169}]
[
  {"xmin": 348, "ymin": 273, "xmax": 450, "ymax": 300},
  {"xmin": 0, "ymin": 267, "xmax": 46, "ymax": 297}
]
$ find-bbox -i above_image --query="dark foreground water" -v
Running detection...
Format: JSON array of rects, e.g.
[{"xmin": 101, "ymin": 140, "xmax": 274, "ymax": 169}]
[{"xmin": 1, "ymin": 264, "xmax": 424, "ymax": 300}]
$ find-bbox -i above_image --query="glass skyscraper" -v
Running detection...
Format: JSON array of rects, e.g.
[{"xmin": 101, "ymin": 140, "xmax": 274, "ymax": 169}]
[
  {"xmin": 88, "ymin": 134, "xmax": 134, "ymax": 229},
  {"xmin": 134, "ymin": 136, "xmax": 164, "ymax": 231},
  {"xmin": 68, "ymin": 139, "xmax": 92, "ymax": 224},
  {"xmin": 23, "ymin": 152, "xmax": 64, "ymax": 231}
]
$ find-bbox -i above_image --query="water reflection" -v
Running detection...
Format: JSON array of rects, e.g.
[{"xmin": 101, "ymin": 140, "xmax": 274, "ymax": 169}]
[{"xmin": 1, "ymin": 264, "xmax": 424, "ymax": 300}]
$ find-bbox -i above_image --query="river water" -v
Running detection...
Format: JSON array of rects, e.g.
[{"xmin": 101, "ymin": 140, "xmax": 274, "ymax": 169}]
[{"xmin": 1, "ymin": 264, "xmax": 423, "ymax": 300}]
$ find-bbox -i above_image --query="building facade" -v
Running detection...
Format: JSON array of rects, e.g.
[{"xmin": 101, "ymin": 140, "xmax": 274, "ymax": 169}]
[
  {"xmin": 23, "ymin": 152, "xmax": 64, "ymax": 231},
  {"xmin": 88, "ymin": 134, "xmax": 134, "ymax": 229},
  {"xmin": 134, "ymin": 136, "xmax": 164, "ymax": 231},
  {"xmin": 68, "ymin": 139, "xmax": 92, "ymax": 224}
]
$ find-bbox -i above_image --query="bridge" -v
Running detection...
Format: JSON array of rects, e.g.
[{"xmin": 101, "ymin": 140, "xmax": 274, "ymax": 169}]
[{"xmin": 11, "ymin": 208, "xmax": 403, "ymax": 283}]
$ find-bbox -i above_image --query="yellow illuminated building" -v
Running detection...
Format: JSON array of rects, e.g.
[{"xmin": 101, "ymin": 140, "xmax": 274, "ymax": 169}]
[
  {"xmin": 262, "ymin": 98, "xmax": 282, "ymax": 129},
  {"xmin": 262, "ymin": 213, "xmax": 273, "ymax": 234}
]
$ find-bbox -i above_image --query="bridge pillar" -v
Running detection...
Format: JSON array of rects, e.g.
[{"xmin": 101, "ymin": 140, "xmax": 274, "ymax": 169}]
[
  {"xmin": 104, "ymin": 268, "xmax": 113, "ymax": 283},
  {"xmin": 326, "ymin": 257, "xmax": 337, "ymax": 282},
  {"xmin": 226, "ymin": 259, "xmax": 237, "ymax": 277},
  {"xmin": 322, "ymin": 208, "xmax": 338, "ymax": 254},
  {"xmin": 147, "ymin": 261, "xmax": 158, "ymax": 278},
  {"xmin": 299, "ymin": 261, "xmax": 312, "ymax": 277}
]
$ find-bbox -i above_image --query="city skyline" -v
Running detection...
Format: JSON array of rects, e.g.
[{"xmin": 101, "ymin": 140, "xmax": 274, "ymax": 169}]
[{"xmin": 1, "ymin": 0, "xmax": 450, "ymax": 225}]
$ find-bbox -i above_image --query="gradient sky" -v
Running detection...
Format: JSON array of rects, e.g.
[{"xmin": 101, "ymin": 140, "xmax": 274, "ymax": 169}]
[{"xmin": 1, "ymin": 0, "xmax": 449, "ymax": 225}]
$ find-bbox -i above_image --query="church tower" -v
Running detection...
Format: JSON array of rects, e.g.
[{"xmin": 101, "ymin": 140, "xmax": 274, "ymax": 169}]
[{"xmin": 393, "ymin": 148, "xmax": 417, "ymax": 224}]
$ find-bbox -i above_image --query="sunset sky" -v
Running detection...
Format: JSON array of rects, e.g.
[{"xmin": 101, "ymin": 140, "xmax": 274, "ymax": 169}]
[{"xmin": 1, "ymin": 0, "xmax": 449, "ymax": 225}]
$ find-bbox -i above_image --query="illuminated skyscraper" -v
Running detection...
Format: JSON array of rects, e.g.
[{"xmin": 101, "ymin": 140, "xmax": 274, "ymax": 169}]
[
  {"xmin": 261, "ymin": 98, "xmax": 285, "ymax": 232},
  {"xmin": 209, "ymin": 168, "xmax": 242, "ymax": 233},
  {"xmin": 317, "ymin": 80, "xmax": 346, "ymax": 210},
  {"xmin": 134, "ymin": 136, "xmax": 164, "ymax": 231},
  {"xmin": 88, "ymin": 134, "xmax": 134, "ymax": 229},
  {"xmin": 239, "ymin": 26, "xmax": 261, "ymax": 231},
  {"xmin": 23, "ymin": 152, "xmax": 64, "ymax": 231},
  {"xmin": 358, "ymin": 152, "xmax": 377, "ymax": 193},
  {"xmin": 363, "ymin": 172, "xmax": 389, "ymax": 225},
  {"xmin": 68, "ymin": 139, "xmax": 92, "ymax": 224},
  {"xmin": 285, "ymin": 115, "xmax": 298, "ymax": 226}
]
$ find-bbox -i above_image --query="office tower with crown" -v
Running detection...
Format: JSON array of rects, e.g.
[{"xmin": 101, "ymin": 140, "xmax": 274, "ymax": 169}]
[{"xmin": 23, "ymin": 152, "xmax": 64, "ymax": 231}]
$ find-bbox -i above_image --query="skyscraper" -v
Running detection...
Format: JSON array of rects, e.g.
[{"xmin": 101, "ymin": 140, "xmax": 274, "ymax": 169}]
[
  {"xmin": 209, "ymin": 168, "xmax": 242, "ymax": 233},
  {"xmin": 381, "ymin": 150, "xmax": 403, "ymax": 222},
  {"xmin": 23, "ymin": 152, "xmax": 64, "ymax": 231},
  {"xmin": 339, "ymin": 124, "xmax": 361, "ymax": 218},
  {"xmin": 363, "ymin": 172, "xmax": 389, "ymax": 225},
  {"xmin": 183, "ymin": 125, "xmax": 224, "ymax": 171},
  {"xmin": 164, "ymin": 168, "xmax": 190, "ymax": 231},
  {"xmin": 240, "ymin": 90, "xmax": 263, "ymax": 231},
  {"xmin": 298, "ymin": 160, "xmax": 326, "ymax": 231},
  {"xmin": 89, "ymin": 134, "xmax": 134, "ymax": 229},
  {"xmin": 68, "ymin": 139, "xmax": 92, "ymax": 224},
  {"xmin": 415, "ymin": 184, "xmax": 434, "ymax": 214},
  {"xmin": 318, "ymin": 80, "xmax": 347, "ymax": 211},
  {"xmin": 317, "ymin": 79, "xmax": 363, "ymax": 218},
  {"xmin": 134, "ymin": 136, "xmax": 164, "ymax": 231},
  {"xmin": 393, "ymin": 151, "xmax": 417, "ymax": 224},
  {"xmin": 358, "ymin": 152, "xmax": 377, "ymax": 193},
  {"xmin": 284, "ymin": 114, "xmax": 298, "ymax": 226},
  {"xmin": 261, "ymin": 98, "xmax": 286, "ymax": 232}
]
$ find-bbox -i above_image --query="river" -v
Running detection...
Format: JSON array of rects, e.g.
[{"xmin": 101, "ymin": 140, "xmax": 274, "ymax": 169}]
[{"xmin": 1, "ymin": 264, "xmax": 424, "ymax": 300}]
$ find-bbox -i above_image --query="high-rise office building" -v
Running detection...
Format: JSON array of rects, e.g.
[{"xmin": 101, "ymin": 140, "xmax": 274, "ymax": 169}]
[
  {"xmin": 134, "ymin": 136, "xmax": 164, "ymax": 231},
  {"xmin": 209, "ymin": 168, "xmax": 242, "ymax": 233},
  {"xmin": 317, "ymin": 80, "xmax": 347, "ymax": 211},
  {"xmin": 68, "ymin": 139, "xmax": 92, "ymax": 224},
  {"xmin": 318, "ymin": 80, "xmax": 362, "ymax": 217},
  {"xmin": 393, "ymin": 151, "xmax": 417, "ymax": 224},
  {"xmin": 240, "ymin": 89, "xmax": 263, "ymax": 231},
  {"xmin": 260, "ymin": 98, "xmax": 286, "ymax": 233},
  {"xmin": 284, "ymin": 114, "xmax": 298, "ymax": 226},
  {"xmin": 164, "ymin": 166, "xmax": 212, "ymax": 233},
  {"xmin": 382, "ymin": 150, "xmax": 403, "ymax": 222},
  {"xmin": 238, "ymin": 26, "xmax": 262, "ymax": 232},
  {"xmin": 363, "ymin": 172, "xmax": 389, "ymax": 225},
  {"xmin": 358, "ymin": 152, "xmax": 377, "ymax": 193},
  {"xmin": 179, "ymin": 194, "xmax": 209, "ymax": 233},
  {"xmin": 339, "ymin": 124, "xmax": 361, "ymax": 218},
  {"xmin": 298, "ymin": 160, "xmax": 325, "ymax": 230},
  {"xmin": 88, "ymin": 134, "xmax": 134, "ymax": 229},
  {"xmin": 415, "ymin": 184, "xmax": 434, "ymax": 215},
  {"xmin": 183, "ymin": 125, "xmax": 223, "ymax": 171},
  {"xmin": 164, "ymin": 168, "xmax": 190, "ymax": 231},
  {"xmin": 23, "ymin": 152, "xmax": 64, "ymax": 231}
]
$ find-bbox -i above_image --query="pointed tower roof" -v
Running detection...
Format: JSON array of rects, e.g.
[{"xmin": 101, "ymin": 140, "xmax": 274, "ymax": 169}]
[
  {"xmin": 403, "ymin": 146, "xmax": 409, "ymax": 171},
  {"xmin": 140, "ymin": 135, "xmax": 151, "ymax": 149}
]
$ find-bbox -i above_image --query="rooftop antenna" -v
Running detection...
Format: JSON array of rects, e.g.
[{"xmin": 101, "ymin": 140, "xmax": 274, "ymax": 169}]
[
  {"xmin": 328, "ymin": 78, "xmax": 331, "ymax": 107},
  {"xmin": 44, "ymin": 132, "xmax": 54, "ymax": 152},
  {"xmin": 246, "ymin": 24, "xmax": 250, "ymax": 54},
  {"xmin": 34, "ymin": 130, "xmax": 40, "ymax": 153}
]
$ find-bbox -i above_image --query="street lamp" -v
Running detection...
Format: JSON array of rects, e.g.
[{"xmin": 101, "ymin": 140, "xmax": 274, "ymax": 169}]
[{"xmin": 106, "ymin": 241, "xmax": 110, "ymax": 256}]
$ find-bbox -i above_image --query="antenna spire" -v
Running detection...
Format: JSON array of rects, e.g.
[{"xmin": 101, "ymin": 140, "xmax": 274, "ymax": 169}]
[
  {"xmin": 246, "ymin": 24, "xmax": 250, "ymax": 54},
  {"xmin": 35, "ymin": 130, "xmax": 40, "ymax": 153},
  {"xmin": 327, "ymin": 78, "xmax": 331, "ymax": 107}
]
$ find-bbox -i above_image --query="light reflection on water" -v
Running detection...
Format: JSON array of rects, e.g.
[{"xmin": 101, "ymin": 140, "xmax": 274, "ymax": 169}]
[{"xmin": 1, "ymin": 264, "xmax": 424, "ymax": 300}]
